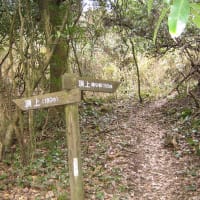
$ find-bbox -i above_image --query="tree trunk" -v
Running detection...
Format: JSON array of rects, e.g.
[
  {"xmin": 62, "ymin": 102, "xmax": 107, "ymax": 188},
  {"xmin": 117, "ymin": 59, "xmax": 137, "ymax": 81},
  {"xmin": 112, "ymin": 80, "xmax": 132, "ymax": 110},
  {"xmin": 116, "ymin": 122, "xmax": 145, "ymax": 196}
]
[
  {"xmin": 130, "ymin": 39, "xmax": 143, "ymax": 103},
  {"xmin": 38, "ymin": 0, "xmax": 69, "ymax": 92}
]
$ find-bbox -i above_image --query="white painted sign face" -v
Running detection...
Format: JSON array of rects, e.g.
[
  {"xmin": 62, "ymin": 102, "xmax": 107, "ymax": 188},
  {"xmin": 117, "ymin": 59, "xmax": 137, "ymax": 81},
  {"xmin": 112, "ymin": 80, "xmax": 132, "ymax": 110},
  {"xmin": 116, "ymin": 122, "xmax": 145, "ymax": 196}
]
[
  {"xmin": 73, "ymin": 158, "xmax": 79, "ymax": 177},
  {"xmin": 24, "ymin": 99, "xmax": 32, "ymax": 109}
]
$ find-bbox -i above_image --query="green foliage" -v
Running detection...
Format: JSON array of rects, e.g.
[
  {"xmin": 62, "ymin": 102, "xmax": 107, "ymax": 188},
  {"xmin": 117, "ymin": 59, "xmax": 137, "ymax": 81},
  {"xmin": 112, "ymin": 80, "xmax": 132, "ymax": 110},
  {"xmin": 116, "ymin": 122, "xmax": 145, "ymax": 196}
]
[
  {"xmin": 180, "ymin": 108, "xmax": 192, "ymax": 120},
  {"xmin": 4, "ymin": 138, "xmax": 70, "ymax": 197},
  {"xmin": 149, "ymin": 0, "xmax": 200, "ymax": 39},
  {"xmin": 187, "ymin": 138, "xmax": 200, "ymax": 155},
  {"xmin": 34, "ymin": 110, "xmax": 48, "ymax": 130},
  {"xmin": 147, "ymin": 0, "xmax": 154, "ymax": 16},
  {"xmin": 185, "ymin": 184, "xmax": 197, "ymax": 191},
  {"xmin": 96, "ymin": 191, "xmax": 104, "ymax": 199},
  {"xmin": 57, "ymin": 193, "xmax": 69, "ymax": 200},
  {"xmin": 187, "ymin": 138, "xmax": 199, "ymax": 146},
  {"xmin": 164, "ymin": 91, "xmax": 200, "ymax": 156},
  {"xmin": 168, "ymin": 0, "xmax": 190, "ymax": 38},
  {"xmin": 153, "ymin": 7, "xmax": 169, "ymax": 43},
  {"xmin": 0, "ymin": 173, "xmax": 8, "ymax": 181},
  {"xmin": 190, "ymin": 3, "xmax": 200, "ymax": 28},
  {"xmin": 164, "ymin": 0, "xmax": 171, "ymax": 4}
]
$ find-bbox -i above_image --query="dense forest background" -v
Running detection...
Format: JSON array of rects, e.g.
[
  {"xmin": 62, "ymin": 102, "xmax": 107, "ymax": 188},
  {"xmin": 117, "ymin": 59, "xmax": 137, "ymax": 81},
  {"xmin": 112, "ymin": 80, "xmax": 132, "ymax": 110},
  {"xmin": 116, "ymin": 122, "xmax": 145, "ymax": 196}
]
[{"xmin": 0, "ymin": 0, "xmax": 200, "ymax": 199}]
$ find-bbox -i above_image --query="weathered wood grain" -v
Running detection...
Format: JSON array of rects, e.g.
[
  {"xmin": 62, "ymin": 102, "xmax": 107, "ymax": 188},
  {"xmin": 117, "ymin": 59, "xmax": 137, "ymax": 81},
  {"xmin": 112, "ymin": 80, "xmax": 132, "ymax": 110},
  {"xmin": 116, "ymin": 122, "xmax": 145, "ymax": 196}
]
[
  {"xmin": 13, "ymin": 89, "xmax": 81, "ymax": 111},
  {"xmin": 62, "ymin": 73, "xmax": 120, "ymax": 93}
]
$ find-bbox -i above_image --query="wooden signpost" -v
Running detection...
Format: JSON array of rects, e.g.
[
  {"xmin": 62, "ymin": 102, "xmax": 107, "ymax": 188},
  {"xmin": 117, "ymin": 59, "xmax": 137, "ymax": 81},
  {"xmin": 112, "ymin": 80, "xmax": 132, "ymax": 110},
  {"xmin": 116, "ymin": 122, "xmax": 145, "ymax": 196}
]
[
  {"xmin": 13, "ymin": 89, "xmax": 80, "ymax": 111},
  {"xmin": 62, "ymin": 73, "xmax": 120, "ymax": 93},
  {"xmin": 13, "ymin": 73, "xmax": 120, "ymax": 200}
]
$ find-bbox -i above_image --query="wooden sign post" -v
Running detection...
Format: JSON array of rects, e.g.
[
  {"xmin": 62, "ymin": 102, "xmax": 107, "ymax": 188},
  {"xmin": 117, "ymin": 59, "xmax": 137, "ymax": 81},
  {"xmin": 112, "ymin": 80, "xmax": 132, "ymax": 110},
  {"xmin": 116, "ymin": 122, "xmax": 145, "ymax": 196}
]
[
  {"xmin": 13, "ymin": 89, "xmax": 80, "ymax": 111},
  {"xmin": 13, "ymin": 88, "xmax": 83, "ymax": 200},
  {"xmin": 64, "ymin": 103, "xmax": 84, "ymax": 200},
  {"xmin": 61, "ymin": 73, "xmax": 120, "ymax": 200},
  {"xmin": 13, "ymin": 73, "xmax": 120, "ymax": 200},
  {"xmin": 62, "ymin": 73, "xmax": 120, "ymax": 93},
  {"xmin": 61, "ymin": 77, "xmax": 84, "ymax": 200}
]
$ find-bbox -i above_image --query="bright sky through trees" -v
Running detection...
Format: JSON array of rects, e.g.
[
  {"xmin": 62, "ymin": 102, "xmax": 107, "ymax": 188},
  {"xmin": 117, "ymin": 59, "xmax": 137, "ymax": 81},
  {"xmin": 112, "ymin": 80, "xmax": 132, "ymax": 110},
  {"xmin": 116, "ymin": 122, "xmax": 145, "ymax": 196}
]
[
  {"xmin": 82, "ymin": 0, "xmax": 98, "ymax": 11},
  {"xmin": 82, "ymin": 0, "xmax": 111, "ymax": 12}
]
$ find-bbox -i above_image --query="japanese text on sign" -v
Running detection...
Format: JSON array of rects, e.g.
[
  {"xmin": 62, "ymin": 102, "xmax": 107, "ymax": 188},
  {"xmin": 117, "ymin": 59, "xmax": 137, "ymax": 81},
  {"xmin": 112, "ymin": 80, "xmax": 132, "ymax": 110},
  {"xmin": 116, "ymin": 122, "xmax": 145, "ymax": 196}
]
[
  {"xmin": 24, "ymin": 96, "xmax": 59, "ymax": 109},
  {"xmin": 78, "ymin": 80, "xmax": 113, "ymax": 89}
]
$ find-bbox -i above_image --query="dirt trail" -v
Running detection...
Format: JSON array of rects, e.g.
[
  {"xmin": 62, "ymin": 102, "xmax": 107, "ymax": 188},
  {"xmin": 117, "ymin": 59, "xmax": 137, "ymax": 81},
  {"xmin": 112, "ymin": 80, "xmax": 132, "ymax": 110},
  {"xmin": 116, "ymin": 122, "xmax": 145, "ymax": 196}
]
[
  {"xmin": 116, "ymin": 99, "xmax": 197, "ymax": 200},
  {"xmin": 0, "ymin": 99, "xmax": 199, "ymax": 199}
]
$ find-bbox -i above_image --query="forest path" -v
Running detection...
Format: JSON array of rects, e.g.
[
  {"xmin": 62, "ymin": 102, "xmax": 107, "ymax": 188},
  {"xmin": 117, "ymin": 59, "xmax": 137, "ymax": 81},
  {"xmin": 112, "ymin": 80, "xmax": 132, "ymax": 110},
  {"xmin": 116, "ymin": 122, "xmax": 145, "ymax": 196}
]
[
  {"xmin": 110, "ymin": 99, "xmax": 198, "ymax": 200},
  {"xmin": 0, "ymin": 98, "xmax": 199, "ymax": 200}
]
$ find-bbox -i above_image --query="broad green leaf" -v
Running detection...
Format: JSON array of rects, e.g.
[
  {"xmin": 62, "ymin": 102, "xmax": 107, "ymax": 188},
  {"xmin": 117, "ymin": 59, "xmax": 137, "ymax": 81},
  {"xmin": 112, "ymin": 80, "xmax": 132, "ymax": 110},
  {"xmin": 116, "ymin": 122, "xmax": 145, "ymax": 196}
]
[
  {"xmin": 164, "ymin": 0, "xmax": 171, "ymax": 4},
  {"xmin": 168, "ymin": 0, "xmax": 190, "ymax": 38},
  {"xmin": 147, "ymin": 0, "xmax": 154, "ymax": 16},
  {"xmin": 153, "ymin": 7, "xmax": 169, "ymax": 43}
]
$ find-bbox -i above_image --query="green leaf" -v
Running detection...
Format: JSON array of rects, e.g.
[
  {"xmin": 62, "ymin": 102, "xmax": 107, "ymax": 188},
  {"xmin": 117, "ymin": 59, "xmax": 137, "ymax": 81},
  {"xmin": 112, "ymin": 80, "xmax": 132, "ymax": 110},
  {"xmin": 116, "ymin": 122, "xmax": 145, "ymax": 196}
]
[
  {"xmin": 147, "ymin": 0, "xmax": 154, "ymax": 16},
  {"xmin": 187, "ymin": 138, "xmax": 198, "ymax": 146},
  {"xmin": 181, "ymin": 108, "xmax": 192, "ymax": 119},
  {"xmin": 185, "ymin": 185, "xmax": 197, "ymax": 191},
  {"xmin": 168, "ymin": 0, "xmax": 190, "ymax": 38},
  {"xmin": 190, "ymin": 3, "xmax": 200, "ymax": 28},
  {"xmin": 153, "ymin": 7, "xmax": 169, "ymax": 44},
  {"xmin": 164, "ymin": 0, "xmax": 171, "ymax": 4}
]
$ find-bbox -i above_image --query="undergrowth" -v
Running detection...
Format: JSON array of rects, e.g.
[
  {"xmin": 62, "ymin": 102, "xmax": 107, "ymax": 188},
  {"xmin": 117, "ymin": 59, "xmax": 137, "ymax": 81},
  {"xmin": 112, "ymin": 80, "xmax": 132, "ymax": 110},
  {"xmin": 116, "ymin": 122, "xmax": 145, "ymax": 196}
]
[{"xmin": 0, "ymin": 97, "xmax": 126, "ymax": 199}]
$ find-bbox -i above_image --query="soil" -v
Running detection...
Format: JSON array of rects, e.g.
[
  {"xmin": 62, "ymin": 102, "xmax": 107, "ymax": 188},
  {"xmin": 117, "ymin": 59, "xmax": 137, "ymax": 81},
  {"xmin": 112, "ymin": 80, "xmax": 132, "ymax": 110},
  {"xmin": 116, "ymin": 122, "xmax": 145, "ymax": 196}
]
[
  {"xmin": 102, "ymin": 98, "xmax": 200, "ymax": 200},
  {"xmin": 0, "ymin": 97, "xmax": 200, "ymax": 200}
]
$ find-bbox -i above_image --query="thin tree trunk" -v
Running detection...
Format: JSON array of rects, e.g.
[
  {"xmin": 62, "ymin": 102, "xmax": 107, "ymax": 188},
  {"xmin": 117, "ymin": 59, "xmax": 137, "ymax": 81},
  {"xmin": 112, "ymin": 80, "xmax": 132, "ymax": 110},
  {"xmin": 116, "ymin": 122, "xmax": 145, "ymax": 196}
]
[{"xmin": 130, "ymin": 39, "xmax": 143, "ymax": 103}]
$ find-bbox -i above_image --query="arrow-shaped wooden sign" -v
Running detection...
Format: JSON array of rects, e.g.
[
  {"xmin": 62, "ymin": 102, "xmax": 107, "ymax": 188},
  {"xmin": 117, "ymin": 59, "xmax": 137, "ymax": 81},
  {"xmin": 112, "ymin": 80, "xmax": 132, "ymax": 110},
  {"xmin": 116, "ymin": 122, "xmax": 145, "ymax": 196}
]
[
  {"xmin": 62, "ymin": 74, "xmax": 120, "ymax": 93},
  {"xmin": 13, "ymin": 88, "xmax": 81, "ymax": 111}
]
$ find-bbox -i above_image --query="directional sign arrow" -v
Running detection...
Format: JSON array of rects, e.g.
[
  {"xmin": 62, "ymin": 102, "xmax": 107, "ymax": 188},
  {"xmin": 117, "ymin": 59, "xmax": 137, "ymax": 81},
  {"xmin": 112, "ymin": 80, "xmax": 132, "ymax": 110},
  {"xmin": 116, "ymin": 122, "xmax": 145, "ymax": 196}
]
[
  {"xmin": 62, "ymin": 73, "xmax": 120, "ymax": 93},
  {"xmin": 13, "ymin": 88, "xmax": 81, "ymax": 111}
]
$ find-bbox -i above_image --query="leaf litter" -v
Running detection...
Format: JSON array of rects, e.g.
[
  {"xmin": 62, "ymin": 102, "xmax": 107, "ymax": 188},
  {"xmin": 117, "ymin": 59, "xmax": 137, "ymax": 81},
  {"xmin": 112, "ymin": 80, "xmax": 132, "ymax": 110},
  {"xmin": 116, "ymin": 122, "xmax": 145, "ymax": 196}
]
[{"xmin": 0, "ymin": 96, "xmax": 200, "ymax": 199}]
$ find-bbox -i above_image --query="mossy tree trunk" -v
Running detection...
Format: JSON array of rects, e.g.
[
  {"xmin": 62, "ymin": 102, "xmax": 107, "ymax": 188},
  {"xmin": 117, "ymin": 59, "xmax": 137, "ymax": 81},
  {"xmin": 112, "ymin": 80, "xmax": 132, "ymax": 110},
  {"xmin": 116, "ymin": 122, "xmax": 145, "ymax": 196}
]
[
  {"xmin": 49, "ymin": 1, "xmax": 70, "ymax": 92},
  {"xmin": 38, "ymin": 0, "xmax": 70, "ymax": 92}
]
